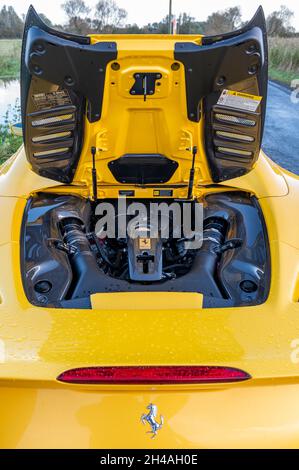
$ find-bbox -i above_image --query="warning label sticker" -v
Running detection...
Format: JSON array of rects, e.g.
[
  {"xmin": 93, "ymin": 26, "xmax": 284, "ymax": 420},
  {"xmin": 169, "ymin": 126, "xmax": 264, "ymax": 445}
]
[
  {"xmin": 32, "ymin": 90, "xmax": 72, "ymax": 110},
  {"xmin": 217, "ymin": 89, "xmax": 262, "ymax": 112}
]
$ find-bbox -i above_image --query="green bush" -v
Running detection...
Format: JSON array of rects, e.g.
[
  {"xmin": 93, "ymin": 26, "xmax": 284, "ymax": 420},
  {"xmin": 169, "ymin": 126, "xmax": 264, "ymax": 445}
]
[
  {"xmin": 268, "ymin": 37, "xmax": 299, "ymax": 83},
  {"xmin": 0, "ymin": 124, "xmax": 22, "ymax": 165},
  {"xmin": 0, "ymin": 103, "xmax": 22, "ymax": 165}
]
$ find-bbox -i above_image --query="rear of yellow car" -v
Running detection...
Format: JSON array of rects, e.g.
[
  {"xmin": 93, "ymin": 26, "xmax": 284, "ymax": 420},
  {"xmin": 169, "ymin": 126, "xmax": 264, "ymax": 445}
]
[
  {"xmin": 2, "ymin": 181, "xmax": 299, "ymax": 449},
  {"xmin": 2, "ymin": 177, "xmax": 299, "ymax": 448},
  {"xmin": 1, "ymin": 5, "xmax": 299, "ymax": 449}
]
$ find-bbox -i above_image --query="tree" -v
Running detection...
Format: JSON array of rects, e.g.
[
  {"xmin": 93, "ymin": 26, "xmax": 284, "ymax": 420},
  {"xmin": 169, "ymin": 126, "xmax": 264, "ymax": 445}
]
[
  {"xmin": 39, "ymin": 13, "xmax": 53, "ymax": 28},
  {"xmin": 267, "ymin": 5, "xmax": 295, "ymax": 37},
  {"xmin": 0, "ymin": 6, "xmax": 23, "ymax": 38},
  {"xmin": 62, "ymin": 0, "xmax": 90, "ymax": 33},
  {"xmin": 142, "ymin": 16, "xmax": 172, "ymax": 34},
  {"xmin": 120, "ymin": 24, "xmax": 141, "ymax": 34},
  {"xmin": 141, "ymin": 13, "xmax": 205, "ymax": 35},
  {"xmin": 94, "ymin": 0, "xmax": 127, "ymax": 32},
  {"xmin": 177, "ymin": 13, "xmax": 205, "ymax": 34},
  {"xmin": 62, "ymin": 0, "xmax": 90, "ymax": 19},
  {"xmin": 204, "ymin": 6, "xmax": 242, "ymax": 35}
]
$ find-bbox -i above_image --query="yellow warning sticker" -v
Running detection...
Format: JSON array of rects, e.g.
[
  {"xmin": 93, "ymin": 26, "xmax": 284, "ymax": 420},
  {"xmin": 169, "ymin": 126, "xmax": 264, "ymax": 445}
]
[{"xmin": 217, "ymin": 89, "xmax": 262, "ymax": 112}]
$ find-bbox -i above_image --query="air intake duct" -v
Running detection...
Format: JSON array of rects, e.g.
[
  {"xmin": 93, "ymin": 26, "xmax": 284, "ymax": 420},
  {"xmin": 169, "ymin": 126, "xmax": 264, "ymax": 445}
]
[{"xmin": 60, "ymin": 217, "xmax": 104, "ymax": 299}]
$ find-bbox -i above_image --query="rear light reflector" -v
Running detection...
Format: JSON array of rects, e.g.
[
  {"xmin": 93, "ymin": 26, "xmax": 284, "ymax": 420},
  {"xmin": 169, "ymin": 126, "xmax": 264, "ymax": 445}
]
[{"xmin": 57, "ymin": 366, "xmax": 251, "ymax": 384}]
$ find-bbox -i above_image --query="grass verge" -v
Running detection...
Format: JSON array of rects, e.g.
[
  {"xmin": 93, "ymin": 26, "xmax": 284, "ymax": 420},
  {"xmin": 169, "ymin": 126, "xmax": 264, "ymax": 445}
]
[
  {"xmin": 268, "ymin": 37, "xmax": 299, "ymax": 85},
  {"xmin": 0, "ymin": 39, "xmax": 21, "ymax": 78}
]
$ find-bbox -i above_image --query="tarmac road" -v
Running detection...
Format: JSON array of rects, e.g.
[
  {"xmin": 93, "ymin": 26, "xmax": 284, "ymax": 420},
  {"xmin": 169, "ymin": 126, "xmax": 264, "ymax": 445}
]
[{"xmin": 263, "ymin": 81, "xmax": 299, "ymax": 174}]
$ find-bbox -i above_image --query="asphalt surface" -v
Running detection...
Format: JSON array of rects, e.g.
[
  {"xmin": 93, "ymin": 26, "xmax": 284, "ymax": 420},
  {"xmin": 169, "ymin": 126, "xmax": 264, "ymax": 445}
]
[{"xmin": 263, "ymin": 81, "xmax": 299, "ymax": 174}]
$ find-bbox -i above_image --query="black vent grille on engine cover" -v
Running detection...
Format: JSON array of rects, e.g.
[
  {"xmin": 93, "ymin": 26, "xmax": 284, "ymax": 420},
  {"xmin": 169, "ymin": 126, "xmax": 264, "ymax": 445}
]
[
  {"xmin": 174, "ymin": 6, "xmax": 268, "ymax": 182},
  {"xmin": 108, "ymin": 154, "xmax": 179, "ymax": 184},
  {"xmin": 205, "ymin": 104, "xmax": 261, "ymax": 182},
  {"xmin": 24, "ymin": 92, "xmax": 85, "ymax": 183},
  {"xmin": 21, "ymin": 6, "xmax": 117, "ymax": 183}
]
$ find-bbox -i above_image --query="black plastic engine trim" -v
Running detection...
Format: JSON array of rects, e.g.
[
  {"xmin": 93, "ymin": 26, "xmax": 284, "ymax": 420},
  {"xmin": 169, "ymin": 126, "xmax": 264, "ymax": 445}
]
[
  {"xmin": 174, "ymin": 6, "xmax": 268, "ymax": 124},
  {"xmin": 174, "ymin": 6, "xmax": 268, "ymax": 183},
  {"xmin": 108, "ymin": 154, "xmax": 179, "ymax": 184},
  {"xmin": 22, "ymin": 7, "xmax": 117, "ymax": 123}
]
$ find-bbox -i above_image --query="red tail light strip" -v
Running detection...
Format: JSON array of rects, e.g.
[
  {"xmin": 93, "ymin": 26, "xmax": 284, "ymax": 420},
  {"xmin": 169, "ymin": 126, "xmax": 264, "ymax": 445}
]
[{"xmin": 57, "ymin": 366, "xmax": 251, "ymax": 384}]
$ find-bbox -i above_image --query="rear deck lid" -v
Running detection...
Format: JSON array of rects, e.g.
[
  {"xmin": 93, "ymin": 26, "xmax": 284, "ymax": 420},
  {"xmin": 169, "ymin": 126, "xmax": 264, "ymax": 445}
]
[{"xmin": 21, "ymin": 6, "xmax": 268, "ymax": 186}]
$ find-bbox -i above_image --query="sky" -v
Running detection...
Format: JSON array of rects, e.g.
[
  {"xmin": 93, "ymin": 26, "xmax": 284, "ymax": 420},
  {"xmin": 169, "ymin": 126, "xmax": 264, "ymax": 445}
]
[{"xmin": 2, "ymin": 0, "xmax": 299, "ymax": 30}]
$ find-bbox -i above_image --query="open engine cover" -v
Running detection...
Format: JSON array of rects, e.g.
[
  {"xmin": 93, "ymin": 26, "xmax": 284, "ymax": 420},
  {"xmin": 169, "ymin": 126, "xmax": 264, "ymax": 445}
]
[{"xmin": 21, "ymin": 6, "xmax": 268, "ymax": 186}]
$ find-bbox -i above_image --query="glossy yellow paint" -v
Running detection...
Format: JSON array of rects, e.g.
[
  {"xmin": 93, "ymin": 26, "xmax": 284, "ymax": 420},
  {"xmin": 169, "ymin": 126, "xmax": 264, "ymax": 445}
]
[
  {"xmin": 90, "ymin": 292, "xmax": 203, "ymax": 310},
  {"xmin": 2, "ymin": 381, "xmax": 299, "ymax": 449},
  {"xmin": 69, "ymin": 35, "xmax": 208, "ymax": 196},
  {"xmin": 1, "ymin": 148, "xmax": 299, "ymax": 447},
  {"xmin": 1, "ymin": 34, "xmax": 299, "ymax": 448}
]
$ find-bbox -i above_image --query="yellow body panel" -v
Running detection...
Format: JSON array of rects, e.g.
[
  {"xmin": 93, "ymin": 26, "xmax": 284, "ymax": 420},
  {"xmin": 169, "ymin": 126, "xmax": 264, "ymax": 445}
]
[
  {"xmin": 1, "ymin": 147, "xmax": 299, "ymax": 447},
  {"xmin": 1, "ymin": 32, "xmax": 299, "ymax": 448},
  {"xmin": 71, "ymin": 35, "xmax": 209, "ymax": 194},
  {"xmin": 2, "ymin": 382, "xmax": 299, "ymax": 449}
]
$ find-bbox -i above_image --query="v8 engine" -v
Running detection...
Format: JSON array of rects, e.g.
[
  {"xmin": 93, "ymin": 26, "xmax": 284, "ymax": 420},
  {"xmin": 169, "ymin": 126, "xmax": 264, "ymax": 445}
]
[{"xmin": 21, "ymin": 191, "xmax": 270, "ymax": 309}]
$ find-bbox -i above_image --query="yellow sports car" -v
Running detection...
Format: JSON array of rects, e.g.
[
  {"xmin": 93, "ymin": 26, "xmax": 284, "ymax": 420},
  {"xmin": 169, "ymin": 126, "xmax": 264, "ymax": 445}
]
[{"xmin": 1, "ymin": 5, "xmax": 299, "ymax": 449}]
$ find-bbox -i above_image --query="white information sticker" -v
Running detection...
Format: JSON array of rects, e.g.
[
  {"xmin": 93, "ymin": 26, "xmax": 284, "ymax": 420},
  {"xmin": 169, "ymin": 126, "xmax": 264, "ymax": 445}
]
[{"xmin": 217, "ymin": 89, "xmax": 262, "ymax": 112}]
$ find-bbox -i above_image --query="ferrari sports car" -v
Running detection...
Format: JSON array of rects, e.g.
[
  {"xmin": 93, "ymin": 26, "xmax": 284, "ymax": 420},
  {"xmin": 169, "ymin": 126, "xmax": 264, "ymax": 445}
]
[{"xmin": 1, "ymin": 4, "xmax": 299, "ymax": 449}]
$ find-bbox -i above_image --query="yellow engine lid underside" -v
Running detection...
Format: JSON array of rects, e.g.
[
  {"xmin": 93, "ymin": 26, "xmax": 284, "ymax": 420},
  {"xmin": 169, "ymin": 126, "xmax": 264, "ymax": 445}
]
[{"xmin": 72, "ymin": 34, "xmax": 213, "ymax": 193}]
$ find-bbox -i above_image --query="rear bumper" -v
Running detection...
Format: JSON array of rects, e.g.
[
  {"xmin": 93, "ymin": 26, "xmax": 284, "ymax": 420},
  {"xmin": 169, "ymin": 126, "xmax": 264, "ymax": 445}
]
[
  {"xmin": 1, "ymin": 175, "xmax": 299, "ymax": 449},
  {"xmin": 1, "ymin": 380, "xmax": 299, "ymax": 449}
]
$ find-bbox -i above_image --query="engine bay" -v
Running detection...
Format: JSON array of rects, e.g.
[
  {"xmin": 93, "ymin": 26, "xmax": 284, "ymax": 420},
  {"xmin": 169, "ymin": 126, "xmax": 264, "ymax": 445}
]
[
  {"xmin": 21, "ymin": 191, "xmax": 270, "ymax": 309},
  {"xmin": 17, "ymin": 7, "xmax": 272, "ymax": 310}
]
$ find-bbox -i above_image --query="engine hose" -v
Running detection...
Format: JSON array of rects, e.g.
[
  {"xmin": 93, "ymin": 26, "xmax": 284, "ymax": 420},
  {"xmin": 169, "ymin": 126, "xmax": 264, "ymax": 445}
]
[
  {"xmin": 62, "ymin": 218, "xmax": 89, "ymax": 252},
  {"xmin": 181, "ymin": 217, "xmax": 227, "ymax": 298},
  {"xmin": 202, "ymin": 217, "xmax": 226, "ymax": 248},
  {"xmin": 60, "ymin": 217, "xmax": 107, "ymax": 299}
]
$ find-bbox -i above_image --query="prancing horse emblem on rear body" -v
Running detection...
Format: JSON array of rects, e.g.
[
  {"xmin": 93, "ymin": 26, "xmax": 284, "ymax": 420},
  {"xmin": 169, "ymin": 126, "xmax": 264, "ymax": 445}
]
[{"xmin": 141, "ymin": 404, "xmax": 164, "ymax": 438}]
